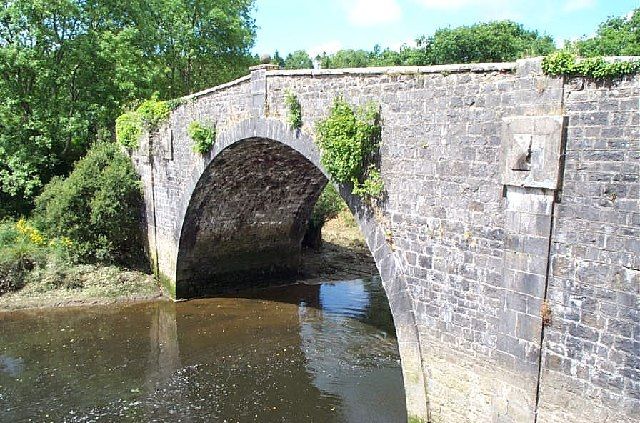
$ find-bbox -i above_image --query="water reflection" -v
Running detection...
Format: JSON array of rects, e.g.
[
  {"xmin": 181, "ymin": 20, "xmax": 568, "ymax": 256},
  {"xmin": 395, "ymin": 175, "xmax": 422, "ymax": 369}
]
[
  {"xmin": 0, "ymin": 355, "xmax": 24, "ymax": 378},
  {"xmin": 0, "ymin": 277, "xmax": 405, "ymax": 422},
  {"xmin": 300, "ymin": 279, "xmax": 404, "ymax": 423}
]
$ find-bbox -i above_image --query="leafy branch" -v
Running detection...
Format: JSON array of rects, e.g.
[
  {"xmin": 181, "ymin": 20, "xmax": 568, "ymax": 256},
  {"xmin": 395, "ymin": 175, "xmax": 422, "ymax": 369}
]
[{"xmin": 542, "ymin": 51, "xmax": 640, "ymax": 79}]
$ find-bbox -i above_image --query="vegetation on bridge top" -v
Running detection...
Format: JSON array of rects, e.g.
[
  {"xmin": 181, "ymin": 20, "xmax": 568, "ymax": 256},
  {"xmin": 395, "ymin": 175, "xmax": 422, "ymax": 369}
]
[
  {"xmin": 116, "ymin": 97, "xmax": 173, "ymax": 149},
  {"xmin": 188, "ymin": 121, "xmax": 217, "ymax": 155},
  {"xmin": 317, "ymin": 98, "xmax": 384, "ymax": 201},
  {"xmin": 542, "ymin": 51, "xmax": 640, "ymax": 79}
]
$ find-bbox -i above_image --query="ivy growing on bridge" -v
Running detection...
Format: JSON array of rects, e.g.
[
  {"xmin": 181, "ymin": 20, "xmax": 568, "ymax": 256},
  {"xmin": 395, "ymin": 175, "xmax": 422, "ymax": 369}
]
[
  {"xmin": 542, "ymin": 51, "xmax": 640, "ymax": 79},
  {"xmin": 316, "ymin": 98, "xmax": 384, "ymax": 200},
  {"xmin": 188, "ymin": 121, "xmax": 216, "ymax": 155},
  {"xmin": 116, "ymin": 96, "xmax": 172, "ymax": 149},
  {"xmin": 284, "ymin": 90, "xmax": 303, "ymax": 130}
]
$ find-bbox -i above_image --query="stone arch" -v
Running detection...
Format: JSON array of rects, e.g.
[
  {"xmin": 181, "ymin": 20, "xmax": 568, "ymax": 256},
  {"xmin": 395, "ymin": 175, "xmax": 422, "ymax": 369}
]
[{"xmin": 174, "ymin": 118, "xmax": 429, "ymax": 420}]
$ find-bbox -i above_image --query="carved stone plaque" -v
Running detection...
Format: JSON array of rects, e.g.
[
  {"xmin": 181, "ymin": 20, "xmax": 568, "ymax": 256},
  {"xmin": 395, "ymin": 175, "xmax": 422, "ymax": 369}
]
[{"xmin": 501, "ymin": 116, "xmax": 566, "ymax": 190}]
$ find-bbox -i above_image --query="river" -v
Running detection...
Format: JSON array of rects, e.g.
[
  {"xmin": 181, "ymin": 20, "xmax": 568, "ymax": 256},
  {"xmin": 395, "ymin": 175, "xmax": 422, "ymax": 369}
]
[{"xmin": 0, "ymin": 276, "xmax": 406, "ymax": 422}]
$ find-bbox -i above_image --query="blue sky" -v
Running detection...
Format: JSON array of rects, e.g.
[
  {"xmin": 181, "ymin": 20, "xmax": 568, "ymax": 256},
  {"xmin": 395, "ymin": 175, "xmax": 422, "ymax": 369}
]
[{"xmin": 252, "ymin": 0, "xmax": 639, "ymax": 57}]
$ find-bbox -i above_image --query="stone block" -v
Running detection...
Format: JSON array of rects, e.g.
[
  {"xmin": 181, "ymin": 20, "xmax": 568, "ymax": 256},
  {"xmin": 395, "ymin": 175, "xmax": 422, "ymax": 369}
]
[{"xmin": 501, "ymin": 115, "xmax": 566, "ymax": 189}]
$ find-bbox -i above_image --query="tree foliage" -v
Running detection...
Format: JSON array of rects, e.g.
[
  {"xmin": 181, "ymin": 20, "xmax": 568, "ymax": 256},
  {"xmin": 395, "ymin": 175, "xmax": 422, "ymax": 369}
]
[
  {"xmin": 574, "ymin": 9, "xmax": 640, "ymax": 57},
  {"xmin": 34, "ymin": 142, "xmax": 143, "ymax": 265},
  {"xmin": 317, "ymin": 49, "xmax": 370, "ymax": 69},
  {"xmin": 422, "ymin": 20, "xmax": 555, "ymax": 64},
  {"xmin": 284, "ymin": 50, "xmax": 313, "ymax": 69},
  {"xmin": 0, "ymin": 0, "xmax": 256, "ymax": 217},
  {"xmin": 315, "ymin": 21, "xmax": 554, "ymax": 69}
]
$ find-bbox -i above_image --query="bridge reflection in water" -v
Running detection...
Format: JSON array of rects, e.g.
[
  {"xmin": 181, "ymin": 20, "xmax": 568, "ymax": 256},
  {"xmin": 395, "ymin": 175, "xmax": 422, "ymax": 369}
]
[{"xmin": 0, "ymin": 277, "xmax": 405, "ymax": 422}]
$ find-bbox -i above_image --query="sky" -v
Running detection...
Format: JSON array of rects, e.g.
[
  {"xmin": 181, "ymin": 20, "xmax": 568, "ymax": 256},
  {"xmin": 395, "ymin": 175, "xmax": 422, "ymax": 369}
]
[{"xmin": 252, "ymin": 0, "xmax": 639, "ymax": 57}]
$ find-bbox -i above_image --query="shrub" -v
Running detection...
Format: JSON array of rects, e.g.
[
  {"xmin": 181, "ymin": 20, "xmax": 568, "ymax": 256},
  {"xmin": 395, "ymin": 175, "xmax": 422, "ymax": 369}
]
[
  {"xmin": 542, "ymin": 51, "xmax": 640, "ymax": 79},
  {"xmin": 116, "ymin": 96, "xmax": 171, "ymax": 149},
  {"xmin": 316, "ymin": 97, "xmax": 384, "ymax": 199},
  {"xmin": 303, "ymin": 184, "xmax": 345, "ymax": 249},
  {"xmin": 188, "ymin": 121, "xmax": 216, "ymax": 154},
  {"xmin": 0, "ymin": 220, "xmax": 48, "ymax": 296},
  {"xmin": 34, "ymin": 142, "xmax": 143, "ymax": 265},
  {"xmin": 285, "ymin": 90, "xmax": 303, "ymax": 129}
]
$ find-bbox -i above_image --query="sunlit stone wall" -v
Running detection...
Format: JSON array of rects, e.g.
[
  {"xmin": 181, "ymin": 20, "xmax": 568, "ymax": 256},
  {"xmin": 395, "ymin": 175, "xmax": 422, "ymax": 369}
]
[{"xmin": 131, "ymin": 59, "xmax": 639, "ymax": 423}]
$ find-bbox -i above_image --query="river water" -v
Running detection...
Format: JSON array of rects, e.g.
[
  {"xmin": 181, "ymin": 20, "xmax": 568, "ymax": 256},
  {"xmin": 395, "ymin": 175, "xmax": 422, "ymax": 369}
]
[{"xmin": 0, "ymin": 277, "xmax": 405, "ymax": 422}]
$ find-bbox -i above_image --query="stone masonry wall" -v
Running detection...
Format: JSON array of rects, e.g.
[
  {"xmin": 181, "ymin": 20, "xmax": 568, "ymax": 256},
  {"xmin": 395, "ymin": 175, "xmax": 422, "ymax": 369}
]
[
  {"xmin": 131, "ymin": 60, "xmax": 639, "ymax": 422},
  {"xmin": 537, "ymin": 75, "xmax": 639, "ymax": 422}
]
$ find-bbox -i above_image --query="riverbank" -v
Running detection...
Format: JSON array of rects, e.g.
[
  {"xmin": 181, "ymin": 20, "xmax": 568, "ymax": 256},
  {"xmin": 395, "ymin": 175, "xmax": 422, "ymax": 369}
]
[
  {"xmin": 0, "ymin": 209, "xmax": 375, "ymax": 312},
  {"xmin": 300, "ymin": 209, "xmax": 377, "ymax": 282},
  {"xmin": 0, "ymin": 264, "xmax": 162, "ymax": 311}
]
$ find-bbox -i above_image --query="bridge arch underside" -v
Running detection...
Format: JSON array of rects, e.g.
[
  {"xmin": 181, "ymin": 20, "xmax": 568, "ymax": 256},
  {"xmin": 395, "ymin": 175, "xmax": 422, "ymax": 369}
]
[{"xmin": 176, "ymin": 137, "xmax": 327, "ymax": 298}]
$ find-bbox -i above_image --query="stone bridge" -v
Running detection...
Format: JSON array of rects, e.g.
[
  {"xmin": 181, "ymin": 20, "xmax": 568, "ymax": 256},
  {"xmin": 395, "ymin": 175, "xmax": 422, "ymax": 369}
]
[{"xmin": 130, "ymin": 59, "xmax": 639, "ymax": 423}]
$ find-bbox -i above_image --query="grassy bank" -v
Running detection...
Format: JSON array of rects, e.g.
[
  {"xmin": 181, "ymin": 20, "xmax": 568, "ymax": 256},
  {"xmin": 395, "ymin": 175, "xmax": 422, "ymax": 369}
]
[
  {"xmin": 0, "ymin": 207, "xmax": 372, "ymax": 312},
  {"xmin": 0, "ymin": 219, "xmax": 161, "ymax": 312},
  {"xmin": 0, "ymin": 264, "xmax": 160, "ymax": 311}
]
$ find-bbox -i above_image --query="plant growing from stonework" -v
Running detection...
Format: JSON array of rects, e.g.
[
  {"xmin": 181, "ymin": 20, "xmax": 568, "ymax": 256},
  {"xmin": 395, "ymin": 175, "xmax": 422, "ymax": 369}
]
[
  {"xmin": 188, "ymin": 121, "xmax": 216, "ymax": 154},
  {"xmin": 115, "ymin": 111, "xmax": 143, "ymax": 149},
  {"xmin": 116, "ymin": 96, "xmax": 171, "ymax": 149},
  {"xmin": 284, "ymin": 90, "xmax": 303, "ymax": 129},
  {"xmin": 316, "ymin": 97, "xmax": 383, "ymax": 199},
  {"xmin": 352, "ymin": 166, "xmax": 384, "ymax": 198},
  {"xmin": 542, "ymin": 50, "xmax": 640, "ymax": 79}
]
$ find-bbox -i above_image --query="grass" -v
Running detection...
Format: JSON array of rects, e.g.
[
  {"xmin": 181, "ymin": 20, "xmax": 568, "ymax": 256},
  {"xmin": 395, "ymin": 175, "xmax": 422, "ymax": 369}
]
[
  {"xmin": 0, "ymin": 219, "xmax": 161, "ymax": 311},
  {"xmin": 321, "ymin": 207, "xmax": 365, "ymax": 249},
  {"xmin": 0, "ymin": 263, "xmax": 160, "ymax": 311}
]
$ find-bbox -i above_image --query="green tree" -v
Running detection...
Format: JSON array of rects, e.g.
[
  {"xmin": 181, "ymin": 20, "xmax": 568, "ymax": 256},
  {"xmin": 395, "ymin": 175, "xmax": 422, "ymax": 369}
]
[
  {"xmin": 141, "ymin": 0, "xmax": 257, "ymax": 98},
  {"xmin": 322, "ymin": 49, "xmax": 371, "ymax": 68},
  {"xmin": 0, "ymin": 0, "xmax": 256, "ymax": 218},
  {"xmin": 272, "ymin": 50, "xmax": 285, "ymax": 67},
  {"xmin": 34, "ymin": 142, "xmax": 143, "ymax": 265},
  {"xmin": 284, "ymin": 50, "xmax": 313, "ymax": 69},
  {"xmin": 575, "ymin": 9, "xmax": 640, "ymax": 56},
  {"xmin": 420, "ymin": 20, "xmax": 555, "ymax": 65},
  {"xmin": 368, "ymin": 44, "xmax": 403, "ymax": 66}
]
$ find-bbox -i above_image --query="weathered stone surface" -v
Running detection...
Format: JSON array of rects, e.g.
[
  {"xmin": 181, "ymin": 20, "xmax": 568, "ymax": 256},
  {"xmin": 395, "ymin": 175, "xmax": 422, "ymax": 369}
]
[
  {"xmin": 501, "ymin": 116, "xmax": 565, "ymax": 189},
  {"xmin": 536, "ymin": 74, "xmax": 640, "ymax": 423},
  {"xmin": 130, "ymin": 59, "xmax": 639, "ymax": 423}
]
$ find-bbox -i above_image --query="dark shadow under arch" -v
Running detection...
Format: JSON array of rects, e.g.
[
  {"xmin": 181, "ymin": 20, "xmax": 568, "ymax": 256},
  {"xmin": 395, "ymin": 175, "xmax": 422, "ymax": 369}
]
[{"xmin": 176, "ymin": 137, "xmax": 327, "ymax": 298}]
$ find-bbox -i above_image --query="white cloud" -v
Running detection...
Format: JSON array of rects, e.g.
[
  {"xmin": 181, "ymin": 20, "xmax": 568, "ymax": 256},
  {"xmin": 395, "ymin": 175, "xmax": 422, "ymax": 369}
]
[
  {"xmin": 344, "ymin": 0, "xmax": 402, "ymax": 27},
  {"xmin": 563, "ymin": 0, "xmax": 596, "ymax": 12},
  {"xmin": 414, "ymin": 0, "xmax": 499, "ymax": 10},
  {"xmin": 387, "ymin": 37, "xmax": 418, "ymax": 51},
  {"xmin": 308, "ymin": 40, "xmax": 343, "ymax": 59},
  {"xmin": 412, "ymin": 0, "xmax": 521, "ymax": 20}
]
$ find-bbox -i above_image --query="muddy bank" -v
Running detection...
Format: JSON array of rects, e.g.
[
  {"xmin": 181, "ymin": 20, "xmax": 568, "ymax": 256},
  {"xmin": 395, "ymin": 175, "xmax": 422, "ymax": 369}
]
[
  {"xmin": 0, "ymin": 211, "xmax": 375, "ymax": 312},
  {"xmin": 300, "ymin": 211, "xmax": 377, "ymax": 283},
  {"xmin": 0, "ymin": 265, "xmax": 162, "ymax": 312}
]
